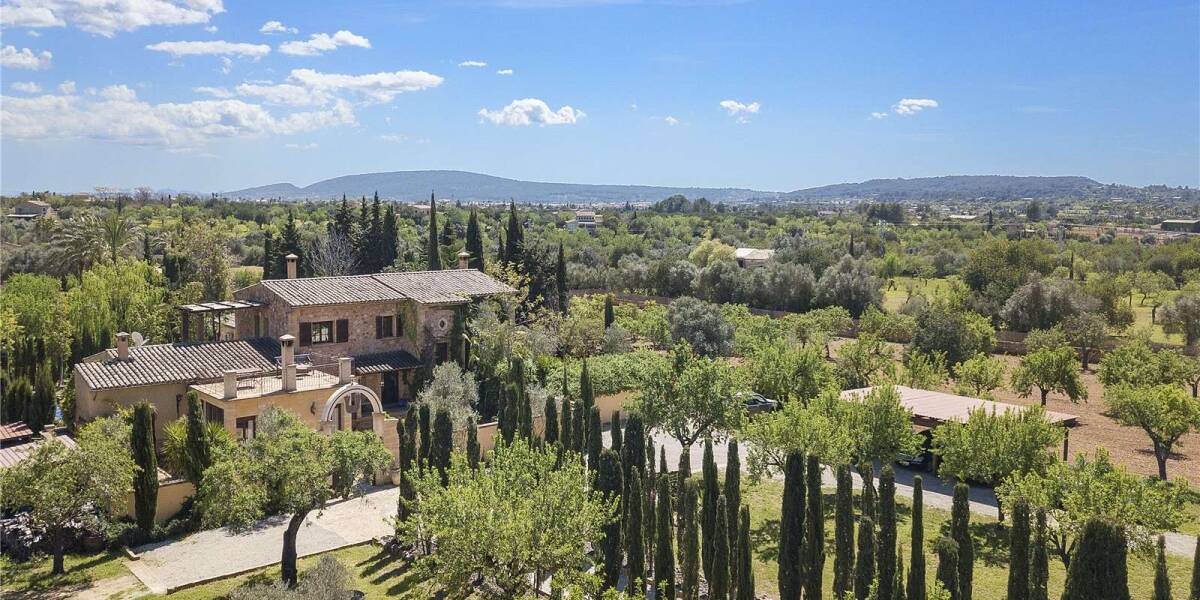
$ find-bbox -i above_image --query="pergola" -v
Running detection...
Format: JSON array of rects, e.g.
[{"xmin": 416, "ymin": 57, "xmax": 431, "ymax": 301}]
[
  {"xmin": 841, "ymin": 385, "xmax": 1079, "ymax": 460},
  {"xmin": 176, "ymin": 300, "xmax": 266, "ymax": 342}
]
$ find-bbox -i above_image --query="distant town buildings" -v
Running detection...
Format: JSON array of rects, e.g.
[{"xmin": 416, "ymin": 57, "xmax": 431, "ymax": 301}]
[
  {"xmin": 6, "ymin": 200, "xmax": 54, "ymax": 219},
  {"xmin": 1161, "ymin": 219, "xmax": 1200, "ymax": 233},
  {"xmin": 565, "ymin": 209, "xmax": 602, "ymax": 232},
  {"xmin": 734, "ymin": 247, "xmax": 775, "ymax": 268}
]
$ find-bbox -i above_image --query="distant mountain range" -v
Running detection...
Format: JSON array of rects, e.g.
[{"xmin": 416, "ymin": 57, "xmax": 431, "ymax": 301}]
[{"xmin": 221, "ymin": 171, "xmax": 1183, "ymax": 203}]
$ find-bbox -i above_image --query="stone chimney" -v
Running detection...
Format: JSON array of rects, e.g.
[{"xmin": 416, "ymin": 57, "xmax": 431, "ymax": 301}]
[
  {"xmin": 338, "ymin": 357, "xmax": 353, "ymax": 384},
  {"xmin": 456, "ymin": 250, "xmax": 471, "ymax": 270},
  {"xmin": 279, "ymin": 334, "xmax": 296, "ymax": 391},
  {"xmin": 223, "ymin": 370, "xmax": 239, "ymax": 399},
  {"xmin": 285, "ymin": 253, "xmax": 298, "ymax": 279},
  {"xmin": 116, "ymin": 332, "xmax": 130, "ymax": 361}
]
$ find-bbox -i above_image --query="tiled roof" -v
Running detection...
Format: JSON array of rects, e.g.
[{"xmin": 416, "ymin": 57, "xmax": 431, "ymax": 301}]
[
  {"xmin": 841, "ymin": 385, "xmax": 1079, "ymax": 427},
  {"xmin": 352, "ymin": 349, "xmax": 423, "ymax": 374},
  {"xmin": 0, "ymin": 421, "xmax": 34, "ymax": 444},
  {"xmin": 255, "ymin": 269, "xmax": 515, "ymax": 307},
  {"xmin": 76, "ymin": 337, "xmax": 280, "ymax": 391},
  {"xmin": 0, "ymin": 431, "xmax": 76, "ymax": 469}
]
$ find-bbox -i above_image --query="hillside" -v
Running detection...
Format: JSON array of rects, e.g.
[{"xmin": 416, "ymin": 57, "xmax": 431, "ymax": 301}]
[
  {"xmin": 785, "ymin": 175, "xmax": 1102, "ymax": 201},
  {"xmin": 221, "ymin": 170, "xmax": 775, "ymax": 204}
]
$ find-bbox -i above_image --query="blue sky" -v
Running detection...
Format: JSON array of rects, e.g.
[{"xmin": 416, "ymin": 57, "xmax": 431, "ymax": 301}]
[{"xmin": 1, "ymin": 0, "xmax": 1197, "ymax": 195}]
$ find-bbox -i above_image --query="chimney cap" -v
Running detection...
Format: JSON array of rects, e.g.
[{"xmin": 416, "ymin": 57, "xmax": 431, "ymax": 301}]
[
  {"xmin": 116, "ymin": 331, "xmax": 130, "ymax": 338},
  {"xmin": 457, "ymin": 250, "xmax": 471, "ymax": 258},
  {"xmin": 279, "ymin": 334, "xmax": 295, "ymax": 345},
  {"xmin": 285, "ymin": 253, "xmax": 298, "ymax": 260}
]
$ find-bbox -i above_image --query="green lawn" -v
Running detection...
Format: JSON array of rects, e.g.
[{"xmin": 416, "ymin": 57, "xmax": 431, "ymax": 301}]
[
  {"xmin": 0, "ymin": 550, "xmax": 131, "ymax": 596},
  {"xmin": 882, "ymin": 277, "xmax": 956, "ymax": 312},
  {"xmin": 742, "ymin": 479, "xmax": 1193, "ymax": 600},
  {"xmin": 143, "ymin": 543, "xmax": 434, "ymax": 599}
]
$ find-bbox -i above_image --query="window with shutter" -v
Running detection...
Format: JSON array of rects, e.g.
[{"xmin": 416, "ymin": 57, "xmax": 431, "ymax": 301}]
[
  {"xmin": 336, "ymin": 319, "xmax": 349, "ymax": 343},
  {"xmin": 375, "ymin": 316, "xmax": 383, "ymax": 339},
  {"xmin": 299, "ymin": 322, "xmax": 313, "ymax": 346}
]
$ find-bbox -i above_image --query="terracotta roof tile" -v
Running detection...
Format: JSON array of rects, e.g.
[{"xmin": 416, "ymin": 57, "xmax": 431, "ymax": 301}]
[{"xmin": 76, "ymin": 337, "xmax": 280, "ymax": 391}]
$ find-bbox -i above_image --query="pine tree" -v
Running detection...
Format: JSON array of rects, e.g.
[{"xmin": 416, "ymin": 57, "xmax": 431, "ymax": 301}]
[
  {"xmin": 855, "ymin": 516, "xmax": 877, "ymax": 600},
  {"xmin": 543, "ymin": 396, "xmax": 559, "ymax": 444},
  {"xmin": 654, "ymin": 474, "xmax": 676, "ymax": 600},
  {"xmin": 1030, "ymin": 508, "xmax": 1049, "ymax": 600},
  {"xmin": 333, "ymin": 194, "xmax": 353, "ymax": 240},
  {"xmin": 877, "ymin": 465, "xmax": 898, "ymax": 600},
  {"xmin": 556, "ymin": 243, "xmax": 568, "ymax": 315},
  {"xmin": 682, "ymin": 479, "xmax": 701, "ymax": 600},
  {"xmin": 779, "ymin": 452, "xmax": 805, "ymax": 600},
  {"xmin": 184, "ymin": 391, "xmax": 211, "ymax": 486},
  {"xmin": 935, "ymin": 536, "xmax": 959, "ymax": 600},
  {"xmin": 596, "ymin": 449, "xmax": 624, "ymax": 590},
  {"xmin": 725, "ymin": 438, "xmax": 742, "ymax": 593},
  {"xmin": 736, "ymin": 505, "xmax": 754, "ymax": 600},
  {"xmin": 131, "ymin": 401, "xmax": 158, "ymax": 533},
  {"xmin": 711, "ymin": 494, "xmax": 731, "ymax": 600},
  {"xmin": 908, "ymin": 475, "xmax": 926, "ymax": 600},
  {"xmin": 1062, "ymin": 518, "xmax": 1130, "ymax": 600},
  {"xmin": 587, "ymin": 406, "xmax": 603, "ymax": 469},
  {"xmin": 804, "ymin": 454, "xmax": 825, "ymax": 599},
  {"xmin": 1191, "ymin": 534, "xmax": 1200, "ymax": 600},
  {"xmin": 417, "ymin": 403, "xmax": 431, "ymax": 474},
  {"xmin": 465, "ymin": 208, "xmax": 485, "ymax": 270},
  {"xmin": 627, "ymin": 469, "xmax": 646, "ymax": 594},
  {"xmin": 1007, "ymin": 499, "xmax": 1031, "ymax": 600},
  {"xmin": 262, "ymin": 230, "xmax": 275, "ymax": 278},
  {"xmin": 611, "ymin": 410, "xmax": 623, "ymax": 456},
  {"xmin": 834, "ymin": 463, "xmax": 855, "ymax": 599},
  {"xmin": 1154, "ymin": 535, "xmax": 1172, "ymax": 600},
  {"xmin": 702, "ymin": 438, "xmax": 720, "ymax": 582},
  {"xmin": 426, "ymin": 193, "xmax": 442, "ymax": 270},
  {"xmin": 951, "ymin": 483, "xmax": 974, "ymax": 600},
  {"xmin": 432, "ymin": 409, "xmax": 452, "ymax": 486},
  {"xmin": 466, "ymin": 417, "xmax": 479, "ymax": 470},
  {"xmin": 505, "ymin": 200, "xmax": 524, "ymax": 268},
  {"xmin": 604, "ymin": 294, "xmax": 616, "ymax": 329}
]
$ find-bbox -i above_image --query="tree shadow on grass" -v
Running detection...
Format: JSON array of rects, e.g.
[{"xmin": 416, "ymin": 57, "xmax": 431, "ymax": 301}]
[
  {"xmin": 935, "ymin": 520, "xmax": 1011, "ymax": 567},
  {"xmin": 751, "ymin": 518, "xmax": 781, "ymax": 563}
]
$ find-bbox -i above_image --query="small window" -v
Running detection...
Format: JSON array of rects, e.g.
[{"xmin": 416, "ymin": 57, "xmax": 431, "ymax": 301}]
[
  {"xmin": 375, "ymin": 315, "xmax": 394, "ymax": 339},
  {"xmin": 204, "ymin": 402, "xmax": 225, "ymax": 425},
  {"xmin": 435, "ymin": 342, "xmax": 449, "ymax": 364},
  {"xmin": 336, "ymin": 319, "xmax": 349, "ymax": 343},
  {"xmin": 306, "ymin": 321, "xmax": 333, "ymax": 344},
  {"xmin": 236, "ymin": 416, "xmax": 257, "ymax": 440}
]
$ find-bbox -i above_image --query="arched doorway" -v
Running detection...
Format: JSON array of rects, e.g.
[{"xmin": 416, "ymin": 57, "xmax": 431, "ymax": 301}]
[{"xmin": 320, "ymin": 383, "xmax": 384, "ymax": 433}]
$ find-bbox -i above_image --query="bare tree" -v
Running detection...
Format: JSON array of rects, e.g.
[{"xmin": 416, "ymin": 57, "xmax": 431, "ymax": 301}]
[
  {"xmin": 134, "ymin": 187, "xmax": 155, "ymax": 204},
  {"xmin": 306, "ymin": 233, "xmax": 358, "ymax": 277}
]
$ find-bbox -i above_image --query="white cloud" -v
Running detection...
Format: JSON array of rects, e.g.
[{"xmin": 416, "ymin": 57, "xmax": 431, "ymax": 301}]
[
  {"xmin": 286, "ymin": 68, "xmax": 443, "ymax": 103},
  {"xmin": 478, "ymin": 98, "xmax": 584, "ymax": 126},
  {"xmin": 278, "ymin": 30, "xmax": 370, "ymax": 56},
  {"xmin": 630, "ymin": 103, "xmax": 637, "ymax": 111},
  {"xmin": 1, "ymin": 86, "xmax": 355, "ymax": 147},
  {"xmin": 892, "ymin": 98, "xmax": 938, "ymax": 115},
  {"xmin": 719, "ymin": 99, "xmax": 760, "ymax": 115},
  {"xmin": 0, "ymin": 0, "xmax": 225, "ymax": 37},
  {"xmin": 284, "ymin": 142, "xmax": 317, "ymax": 150},
  {"xmin": 495, "ymin": 68, "xmax": 513, "ymax": 75},
  {"xmin": 11, "ymin": 81, "xmax": 41, "ymax": 93},
  {"xmin": 664, "ymin": 115, "xmax": 679, "ymax": 126},
  {"xmin": 379, "ymin": 133, "xmax": 407, "ymax": 142},
  {"xmin": 458, "ymin": 60, "xmax": 487, "ymax": 67},
  {"xmin": 219, "ymin": 56, "xmax": 232, "ymax": 73},
  {"xmin": 204, "ymin": 24, "xmax": 216, "ymax": 32},
  {"xmin": 870, "ymin": 111, "xmax": 888, "ymax": 120},
  {"xmin": 1, "ymin": 45, "xmax": 51, "ymax": 69},
  {"xmin": 259, "ymin": 20, "xmax": 296, "ymax": 34},
  {"xmin": 145, "ymin": 40, "xmax": 270, "ymax": 58},
  {"xmin": 57, "ymin": 80, "xmax": 74, "ymax": 93},
  {"xmin": 235, "ymin": 82, "xmax": 329, "ymax": 106},
  {"xmin": 193, "ymin": 85, "xmax": 232, "ymax": 98},
  {"xmin": 26, "ymin": 29, "xmax": 39, "ymax": 36}
]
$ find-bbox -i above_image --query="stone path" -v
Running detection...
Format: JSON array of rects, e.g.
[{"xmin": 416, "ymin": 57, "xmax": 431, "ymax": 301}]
[
  {"xmin": 125, "ymin": 485, "xmax": 396, "ymax": 594},
  {"xmin": 649, "ymin": 431, "xmax": 1198, "ymax": 558}
]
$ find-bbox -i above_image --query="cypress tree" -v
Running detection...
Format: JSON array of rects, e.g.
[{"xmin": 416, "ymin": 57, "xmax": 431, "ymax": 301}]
[
  {"xmin": 27, "ymin": 363, "xmax": 55, "ymax": 434},
  {"xmin": 396, "ymin": 417, "xmax": 415, "ymax": 523},
  {"xmin": 333, "ymin": 194, "xmax": 353, "ymax": 239},
  {"xmin": 736, "ymin": 505, "xmax": 754, "ymax": 600},
  {"xmin": 725, "ymin": 438, "xmax": 742, "ymax": 590},
  {"xmin": 381, "ymin": 204, "xmax": 398, "ymax": 269},
  {"xmin": 543, "ymin": 396, "xmax": 559, "ymax": 444},
  {"xmin": 1030, "ymin": 508, "xmax": 1049, "ymax": 600},
  {"xmin": 895, "ymin": 545, "xmax": 907, "ymax": 600},
  {"xmin": 855, "ymin": 516, "xmax": 877, "ymax": 600},
  {"xmin": 711, "ymin": 494, "xmax": 731, "ymax": 600},
  {"xmin": 280, "ymin": 209, "xmax": 303, "ymax": 275},
  {"xmin": 505, "ymin": 201, "xmax": 524, "ymax": 268},
  {"xmin": 465, "ymin": 208, "xmax": 485, "ymax": 270},
  {"xmin": 859, "ymin": 462, "xmax": 876, "ymax": 522},
  {"xmin": 368, "ymin": 191, "xmax": 383, "ymax": 272},
  {"xmin": 596, "ymin": 449, "xmax": 624, "ymax": 590},
  {"xmin": 1191, "ymin": 534, "xmax": 1200, "ymax": 600},
  {"xmin": 702, "ymin": 438, "xmax": 720, "ymax": 582},
  {"xmin": 466, "ymin": 417, "xmax": 480, "ymax": 470},
  {"xmin": 877, "ymin": 465, "xmax": 898, "ymax": 600},
  {"xmin": 679, "ymin": 445, "xmax": 692, "ymax": 480},
  {"xmin": 574, "ymin": 396, "xmax": 587, "ymax": 458},
  {"xmin": 560, "ymin": 398, "xmax": 574, "ymax": 453},
  {"xmin": 834, "ymin": 463, "xmax": 855, "ymax": 599},
  {"xmin": 646, "ymin": 458, "xmax": 656, "ymax": 576},
  {"xmin": 417, "ymin": 403, "xmax": 431, "ymax": 474},
  {"xmin": 184, "ymin": 391, "xmax": 211, "ymax": 486},
  {"xmin": 1154, "ymin": 535, "xmax": 1172, "ymax": 600},
  {"xmin": 951, "ymin": 483, "xmax": 974, "ymax": 600},
  {"xmin": 935, "ymin": 536, "xmax": 959, "ymax": 600},
  {"xmin": 682, "ymin": 479, "xmax": 701, "ymax": 600},
  {"xmin": 432, "ymin": 409, "xmax": 452, "ymax": 486},
  {"xmin": 588, "ymin": 406, "xmax": 603, "ymax": 469},
  {"xmin": 627, "ymin": 469, "xmax": 646, "ymax": 594},
  {"xmin": 131, "ymin": 401, "xmax": 158, "ymax": 533},
  {"xmin": 908, "ymin": 475, "xmax": 926, "ymax": 600},
  {"xmin": 611, "ymin": 410, "xmax": 622, "ymax": 456},
  {"xmin": 779, "ymin": 452, "xmax": 806, "ymax": 600},
  {"xmin": 1007, "ymin": 499, "xmax": 1031, "ymax": 600},
  {"xmin": 677, "ymin": 445, "xmax": 692, "ymax": 551},
  {"xmin": 556, "ymin": 243, "xmax": 568, "ymax": 315},
  {"xmin": 426, "ymin": 193, "xmax": 442, "ymax": 270},
  {"xmin": 604, "ymin": 295, "xmax": 616, "ymax": 329},
  {"xmin": 654, "ymin": 474, "xmax": 676, "ymax": 600},
  {"xmin": 804, "ymin": 454, "xmax": 824, "ymax": 600},
  {"xmin": 262, "ymin": 230, "xmax": 275, "ymax": 278},
  {"xmin": 623, "ymin": 413, "xmax": 647, "ymax": 486},
  {"xmin": 580, "ymin": 359, "xmax": 595, "ymax": 414},
  {"xmin": 1062, "ymin": 518, "xmax": 1130, "ymax": 600}
]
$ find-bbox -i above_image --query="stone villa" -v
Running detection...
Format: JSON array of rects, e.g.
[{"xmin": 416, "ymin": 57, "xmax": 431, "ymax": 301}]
[{"xmin": 73, "ymin": 255, "xmax": 514, "ymax": 466}]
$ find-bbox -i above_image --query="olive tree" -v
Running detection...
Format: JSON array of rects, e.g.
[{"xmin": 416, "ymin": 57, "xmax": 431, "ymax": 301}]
[
  {"xmin": 1162, "ymin": 293, "xmax": 1200, "ymax": 346},
  {"xmin": 844, "ymin": 385, "xmax": 923, "ymax": 484},
  {"xmin": 953, "ymin": 352, "xmax": 1007, "ymax": 398},
  {"xmin": 198, "ymin": 407, "xmax": 392, "ymax": 586},
  {"xmin": 1011, "ymin": 342, "xmax": 1087, "ymax": 406},
  {"xmin": 637, "ymin": 341, "xmax": 742, "ymax": 448},
  {"xmin": 1105, "ymin": 383, "xmax": 1200, "ymax": 480},
  {"xmin": 667, "ymin": 296, "xmax": 735, "ymax": 357},
  {"xmin": 741, "ymin": 390, "xmax": 855, "ymax": 481}
]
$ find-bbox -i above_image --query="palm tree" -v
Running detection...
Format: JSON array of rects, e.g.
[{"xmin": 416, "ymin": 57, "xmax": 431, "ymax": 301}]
[{"xmin": 99, "ymin": 210, "xmax": 139, "ymax": 263}]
